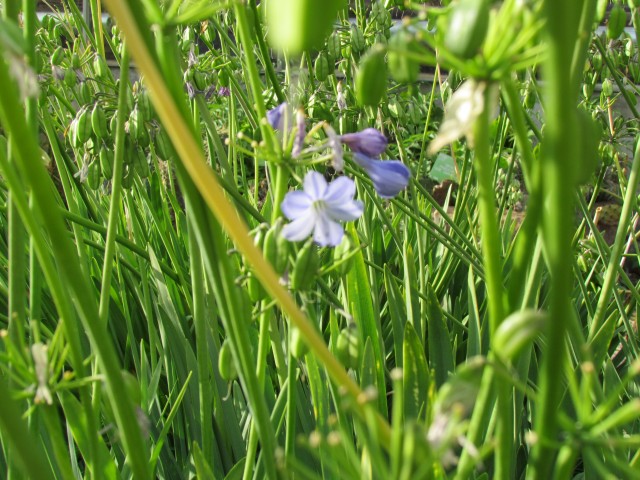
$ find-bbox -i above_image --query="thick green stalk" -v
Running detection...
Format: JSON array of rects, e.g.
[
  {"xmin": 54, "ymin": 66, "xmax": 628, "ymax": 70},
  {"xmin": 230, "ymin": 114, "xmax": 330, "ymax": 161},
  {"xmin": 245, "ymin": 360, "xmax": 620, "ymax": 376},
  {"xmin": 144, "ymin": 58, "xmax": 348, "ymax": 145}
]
[
  {"xmin": 458, "ymin": 84, "xmax": 512, "ymax": 478},
  {"xmin": 3, "ymin": 1, "xmax": 19, "ymax": 19},
  {"xmin": 528, "ymin": 1, "xmax": 583, "ymax": 478},
  {"xmin": 472, "ymin": 85, "xmax": 506, "ymax": 335}
]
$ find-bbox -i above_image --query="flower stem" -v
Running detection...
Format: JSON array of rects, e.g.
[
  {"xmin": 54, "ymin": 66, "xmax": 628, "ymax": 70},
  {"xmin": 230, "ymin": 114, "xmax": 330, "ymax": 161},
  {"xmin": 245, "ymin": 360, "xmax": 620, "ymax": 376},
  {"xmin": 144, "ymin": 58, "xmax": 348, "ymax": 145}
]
[
  {"xmin": 473, "ymin": 84, "xmax": 505, "ymax": 335},
  {"xmin": 472, "ymin": 83, "xmax": 510, "ymax": 477},
  {"xmin": 98, "ymin": 45, "xmax": 129, "ymax": 326},
  {"xmin": 528, "ymin": 1, "xmax": 584, "ymax": 478}
]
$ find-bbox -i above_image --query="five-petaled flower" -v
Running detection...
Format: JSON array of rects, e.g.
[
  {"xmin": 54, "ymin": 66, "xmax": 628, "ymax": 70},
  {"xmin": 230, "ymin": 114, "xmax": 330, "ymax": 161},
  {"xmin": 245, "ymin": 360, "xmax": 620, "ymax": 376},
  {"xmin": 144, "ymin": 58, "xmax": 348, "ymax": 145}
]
[{"xmin": 281, "ymin": 171, "xmax": 364, "ymax": 247}]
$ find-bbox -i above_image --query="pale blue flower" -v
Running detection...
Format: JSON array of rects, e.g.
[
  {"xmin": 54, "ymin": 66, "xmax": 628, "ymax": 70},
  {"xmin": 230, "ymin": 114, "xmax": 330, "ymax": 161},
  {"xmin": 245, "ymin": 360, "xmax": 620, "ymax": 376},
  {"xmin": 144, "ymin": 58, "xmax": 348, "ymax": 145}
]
[
  {"xmin": 340, "ymin": 128, "xmax": 388, "ymax": 157},
  {"xmin": 281, "ymin": 171, "xmax": 363, "ymax": 246},
  {"xmin": 353, "ymin": 153, "xmax": 411, "ymax": 198}
]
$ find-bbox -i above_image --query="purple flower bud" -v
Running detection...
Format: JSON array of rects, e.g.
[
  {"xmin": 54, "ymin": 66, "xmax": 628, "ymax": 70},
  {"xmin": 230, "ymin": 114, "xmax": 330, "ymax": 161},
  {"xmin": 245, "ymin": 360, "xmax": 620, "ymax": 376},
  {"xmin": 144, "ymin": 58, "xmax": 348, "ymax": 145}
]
[
  {"xmin": 267, "ymin": 102, "xmax": 288, "ymax": 130},
  {"xmin": 188, "ymin": 50, "xmax": 198, "ymax": 68},
  {"xmin": 217, "ymin": 86, "xmax": 230, "ymax": 97},
  {"xmin": 340, "ymin": 128, "xmax": 388, "ymax": 157},
  {"xmin": 292, "ymin": 108, "xmax": 306, "ymax": 159},
  {"xmin": 204, "ymin": 85, "xmax": 217, "ymax": 100},
  {"xmin": 353, "ymin": 153, "xmax": 410, "ymax": 198}
]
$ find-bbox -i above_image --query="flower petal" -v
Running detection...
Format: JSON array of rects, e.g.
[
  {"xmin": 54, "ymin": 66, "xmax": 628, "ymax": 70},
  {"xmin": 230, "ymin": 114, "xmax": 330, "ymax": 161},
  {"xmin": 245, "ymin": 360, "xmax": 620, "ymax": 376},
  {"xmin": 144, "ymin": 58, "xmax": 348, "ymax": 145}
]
[
  {"xmin": 303, "ymin": 171, "xmax": 328, "ymax": 199},
  {"xmin": 326, "ymin": 199, "xmax": 364, "ymax": 222},
  {"xmin": 312, "ymin": 213, "xmax": 344, "ymax": 247},
  {"xmin": 282, "ymin": 211, "xmax": 317, "ymax": 242},
  {"xmin": 281, "ymin": 191, "xmax": 312, "ymax": 220},
  {"xmin": 323, "ymin": 175, "xmax": 356, "ymax": 204},
  {"xmin": 323, "ymin": 176, "xmax": 364, "ymax": 220},
  {"xmin": 267, "ymin": 102, "xmax": 287, "ymax": 130},
  {"xmin": 354, "ymin": 153, "xmax": 410, "ymax": 198}
]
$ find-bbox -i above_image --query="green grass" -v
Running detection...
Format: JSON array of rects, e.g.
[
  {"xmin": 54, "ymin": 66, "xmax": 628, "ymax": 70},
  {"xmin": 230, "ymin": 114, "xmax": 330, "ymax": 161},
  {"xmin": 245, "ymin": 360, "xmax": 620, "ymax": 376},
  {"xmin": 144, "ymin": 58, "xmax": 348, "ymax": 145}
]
[{"xmin": 0, "ymin": 0, "xmax": 639, "ymax": 479}]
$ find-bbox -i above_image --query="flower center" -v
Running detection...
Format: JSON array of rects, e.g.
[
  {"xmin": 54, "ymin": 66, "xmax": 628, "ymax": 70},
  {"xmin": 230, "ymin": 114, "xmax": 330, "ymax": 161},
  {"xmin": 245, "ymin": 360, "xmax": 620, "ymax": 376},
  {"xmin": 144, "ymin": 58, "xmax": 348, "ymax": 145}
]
[{"xmin": 312, "ymin": 200, "xmax": 326, "ymax": 212}]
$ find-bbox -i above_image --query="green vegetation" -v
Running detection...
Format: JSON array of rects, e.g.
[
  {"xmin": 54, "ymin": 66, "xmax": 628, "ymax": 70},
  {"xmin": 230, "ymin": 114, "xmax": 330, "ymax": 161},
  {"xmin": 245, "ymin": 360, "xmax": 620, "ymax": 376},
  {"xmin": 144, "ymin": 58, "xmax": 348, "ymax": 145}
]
[{"xmin": 0, "ymin": 1, "xmax": 639, "ymax": 478}]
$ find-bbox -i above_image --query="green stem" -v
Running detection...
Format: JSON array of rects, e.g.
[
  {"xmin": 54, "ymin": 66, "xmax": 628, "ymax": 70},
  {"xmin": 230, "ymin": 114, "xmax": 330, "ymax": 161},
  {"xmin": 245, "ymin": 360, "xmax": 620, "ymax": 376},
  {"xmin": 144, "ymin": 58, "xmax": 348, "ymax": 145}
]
[
  {"xmin": 232, "ymin": 3, "xmax": 275, "ymax": 150},
  {"xmin": 232, "ymin": 2, "xmax": 289, "ymax": 221},
  {"xmin": 473, "ymin": 84, "xmax": 506, "ymax": 334},
  {"xmin": 472, "ymin": 83, "xmax": 510, "ymax": 477},
  {"xmin": 284, "ymin": 342, "xmax": 297, "ymax": 461},
  {"xmin": 528, "ymin": 1, "xmax": 583, "ymax": 478},
  {"xmin": 90, "ymin": 46, "xmax": 131, "ymax": 478},
  {"xmin": 500, "ymin": 78, "xmax": 542, "ymax": 310},
  {"xmin": 98, "ymin": 45, "xmax": 129, "ymax": 326},
  {"xmin": 241, "ymin": 250, "xmax": 276, "ymax": 480},
  {"xmin": 3, "ymin": 0, "xmax": 19, "ymax": 19},
  {"xmin": 248, "ymin": 0, "xmax": 285, "ymax": 103},
  {"xmin": 88, "ymin": 0, "xmax": 106, "ymax": 58}
]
